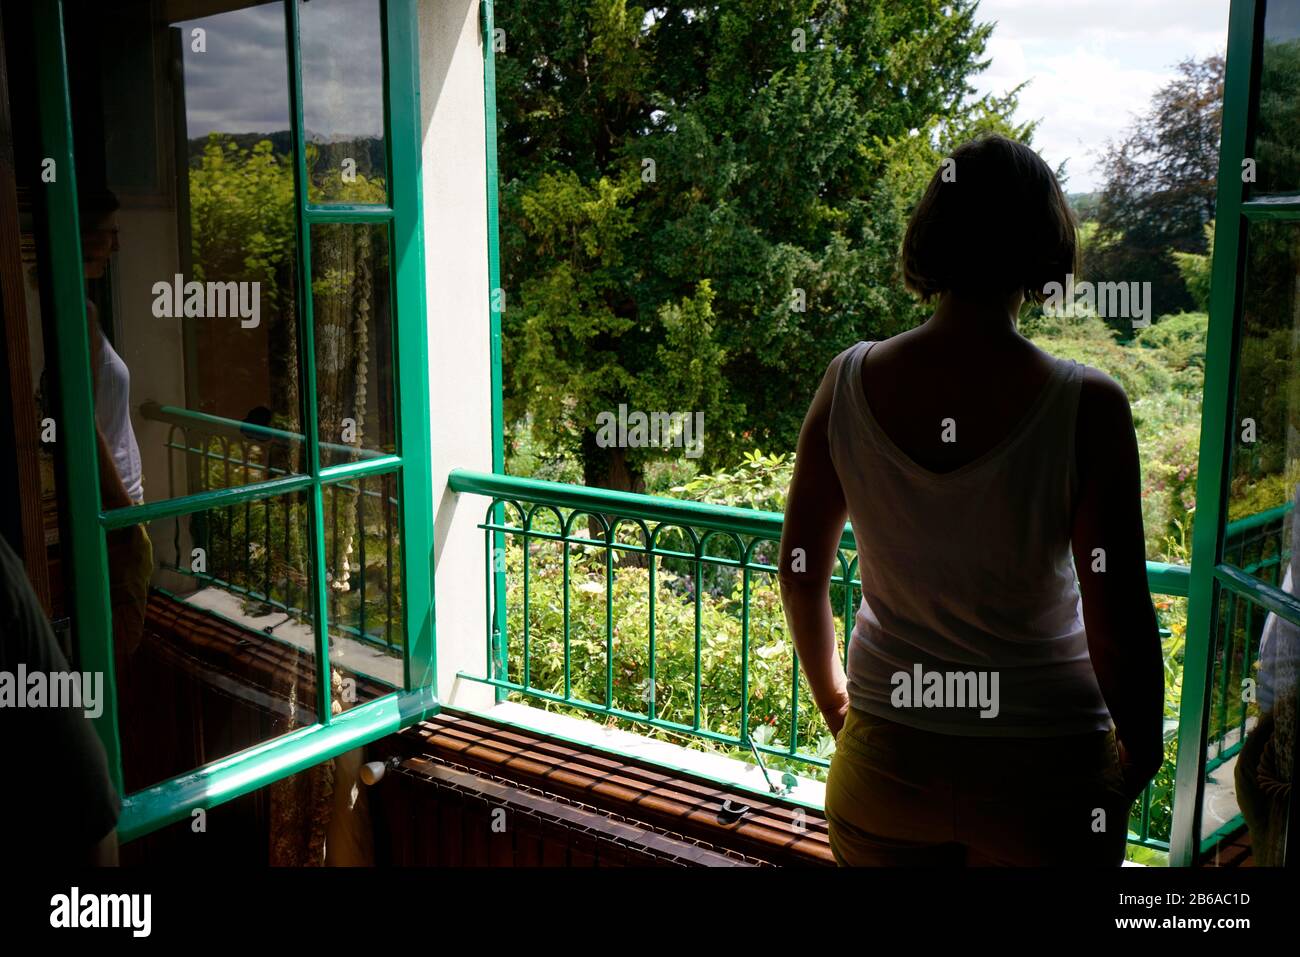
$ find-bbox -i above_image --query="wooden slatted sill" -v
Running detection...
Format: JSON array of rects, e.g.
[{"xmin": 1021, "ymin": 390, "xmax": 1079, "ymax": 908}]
[{"xmin": 373, "ymin": 708, "xmax": 835, "ymax": 867}]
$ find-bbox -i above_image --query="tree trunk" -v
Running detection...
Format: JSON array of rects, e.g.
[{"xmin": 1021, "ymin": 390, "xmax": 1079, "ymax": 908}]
[{"xmin": 580, "ymin": 433, "xmax": 645, "ymax": 551}]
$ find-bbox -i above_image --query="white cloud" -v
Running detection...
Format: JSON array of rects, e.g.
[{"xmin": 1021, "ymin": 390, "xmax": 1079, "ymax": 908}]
[{"xmin": 970, "ymin": 0, "xmax": 1230, "ymax": 191}]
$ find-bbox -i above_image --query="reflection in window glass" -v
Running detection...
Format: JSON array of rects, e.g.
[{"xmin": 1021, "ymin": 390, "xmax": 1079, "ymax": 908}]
[
  {"xmin": 300, "ymin": 0, "xmax": 388, "ymax": 204},
  {"xmin": 312, "ymin": 223, "xmax": 396, "ymax": 467},
  {"xmin": 1217, "ymin": 217, "xmax": 1299, "ymax": 868},
  {"xmin": 115, "ymin": 491, "xmax": 319, "ymax": 793},
  {"xmin": 1201, "ymin": 587, "xmax": 1295, "ymax": 866},
  {"xmin": 324, "ymin": 471, "xmax": 403, "ymax": 713},
  {"xmin": 178, "ymin": 1, "xmax": 306, "ymax": 487},
  {"xmin": 66, "ymin": 0, "xmax": 306, "ymax": 509},
  {"xmin": 1225, "ymin": 222, "xmax": 1299, "ymax": 598},
  {"xmin": 1253, "ymin": 0, "xmax": 1300, "ymax": 194}
]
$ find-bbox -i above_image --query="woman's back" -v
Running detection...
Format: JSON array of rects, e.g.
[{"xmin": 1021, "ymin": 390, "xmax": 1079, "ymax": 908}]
[
  {"xmin": 828, "ymin": 334, "xmax": 1112, "ymax": 736},
  {"xmin": 855, "ymin": 326, "xmax": 1061, "ymax": 474}
]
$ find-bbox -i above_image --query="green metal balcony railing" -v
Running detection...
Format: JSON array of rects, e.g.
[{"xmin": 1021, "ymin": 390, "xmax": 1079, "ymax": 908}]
[
  {"xmin": 448, "ymin": 469, "xmax": 1213, "ymax": 852},
  {"xmin": 139, "ymin": 402, "xmax": 402, "ymax": 654}
]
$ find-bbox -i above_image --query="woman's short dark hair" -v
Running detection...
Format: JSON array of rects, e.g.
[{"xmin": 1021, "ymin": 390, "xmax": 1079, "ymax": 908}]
[{"xmin": 901, "ymin": 134, "xmax": 1077, "ymax": 303}]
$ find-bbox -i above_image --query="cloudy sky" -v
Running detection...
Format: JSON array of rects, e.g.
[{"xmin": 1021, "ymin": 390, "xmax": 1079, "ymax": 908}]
[
  {"xmin": 179, "ymin": 0, "xmax": 384, "ymax": 141},
  {"xmin": 969, "ymin": 0, "xmax": 1231, "ymax": 192}
]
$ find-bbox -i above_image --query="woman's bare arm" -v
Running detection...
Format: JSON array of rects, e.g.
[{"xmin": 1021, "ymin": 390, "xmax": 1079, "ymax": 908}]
[
  {"xmin": 86, "ymin": 301, "xmax": 133, "ymax": 511},
  {"xmin": 779, "ymin": 355, "xmax": 851, "ymax": 737},
  {"xmin": 1071, "ymin": 368, "xmax": 1165, "ymax": 796}
]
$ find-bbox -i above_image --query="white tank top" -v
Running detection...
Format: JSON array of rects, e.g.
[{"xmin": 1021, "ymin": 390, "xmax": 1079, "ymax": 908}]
[
  {"xmin": 828, "ymin": 340, "xmax": 1112, "ymax": 737},
  {"xmin": 94, "ymin": 325, "xmax": 145, "ymax": 506}
]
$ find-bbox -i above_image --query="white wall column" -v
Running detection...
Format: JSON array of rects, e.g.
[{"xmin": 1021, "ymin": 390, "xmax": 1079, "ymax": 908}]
[{"xmin": 419, "ymin": 0, "xmax": 495, "ymax": 710}]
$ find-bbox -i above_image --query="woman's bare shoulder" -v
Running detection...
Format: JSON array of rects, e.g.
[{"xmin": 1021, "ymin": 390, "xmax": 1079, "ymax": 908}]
[
  {"xmin": 1073, "ymin": 362, "xmax": 1138, "ymax": 478},
  {"xmin": 1076, "ymin": 363, "xmax": 1132, "ymax": 415}
]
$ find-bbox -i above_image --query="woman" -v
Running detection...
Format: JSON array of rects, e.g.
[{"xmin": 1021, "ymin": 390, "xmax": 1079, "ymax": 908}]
[
  {"xmin": 779, "ymin": 135, "xmax": 1164, "ymax": 866},
  {"xmin": 81, "ymin": 189, "xmax": 153, "ymax": 661}
]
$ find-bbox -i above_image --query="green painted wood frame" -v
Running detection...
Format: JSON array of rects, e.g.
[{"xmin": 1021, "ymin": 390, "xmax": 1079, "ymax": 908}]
[
  {"xmin": 481, "ymin": 0, "xmax": 509, "ymax": 700},
  {"xmin": 1170, "ymin": 0, "xmax": 1300, "ymax": 866},
  {"xmin": 30, "ymin": 0, "xmax": 439, "ymax": 842}
]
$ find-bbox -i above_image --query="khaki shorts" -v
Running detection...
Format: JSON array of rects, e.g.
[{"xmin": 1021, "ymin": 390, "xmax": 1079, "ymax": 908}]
[
  {"xmin": 824, "ymin": 706, "xmax": 1133, "ymax": 866},
  {"xmin": 107, "ymin": 524, "xmax": 153, "ymax": 659}
]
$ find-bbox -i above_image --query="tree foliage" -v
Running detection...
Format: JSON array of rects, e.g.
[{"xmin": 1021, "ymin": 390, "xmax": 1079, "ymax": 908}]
[
  {"xmin": 496, "ymin": 0, "xmax": 1030, "ymax": 489},
  {"xmin": 1172, "ymin": 220, "xmax": 1214, "ymax": 313},
  {"xmin": 1089, "ymin": 56, "xmax": 1223, "ymax": 325}
]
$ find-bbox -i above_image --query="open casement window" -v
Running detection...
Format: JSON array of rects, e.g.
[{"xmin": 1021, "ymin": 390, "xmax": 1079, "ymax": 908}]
[
  {"xmin": 30, "ymin": 0, "xmax": 435, "ymax": 841},
  {"xmin": 1173, "ymin": 0, "xmax": 1300, "ymax": 866}
]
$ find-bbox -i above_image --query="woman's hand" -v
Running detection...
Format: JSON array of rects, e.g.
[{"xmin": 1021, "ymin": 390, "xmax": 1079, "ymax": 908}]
[
  {"xmin": 823, "ymin": 693, "xmax": 851, "ymax": 740},
  {"xmin": 1115, "ymin": 736, "xmax": 1162, "ymax": 802}
]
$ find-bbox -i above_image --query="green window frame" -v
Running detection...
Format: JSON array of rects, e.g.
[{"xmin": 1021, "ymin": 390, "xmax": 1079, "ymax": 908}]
[
  {"xmin": 1171, "ymin": 0, "xmax": 1300, "ymax": 866},
  {"xmin": 481, "ymin": 0, "xmax": 510, "ymax": 699},
  {"xmin": 30, "ymin": 0, "xmax": 438, "ymax": 842}
]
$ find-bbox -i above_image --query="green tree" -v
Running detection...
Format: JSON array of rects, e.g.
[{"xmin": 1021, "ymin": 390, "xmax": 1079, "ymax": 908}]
[
  {"xmin": 497, "ymin": 0, "xmax": 1025, "ymax": 491},
  {"xmin": 1089, "ymin": 55, "xmax": 1223, "ymax": 326},
  {"xmin": 188, "ymin": 136, "xmax": 300, "ymax": 455},
  {"xmin": 1172, "ymin": 220, "xmax": 1214, "ymax": 312}
]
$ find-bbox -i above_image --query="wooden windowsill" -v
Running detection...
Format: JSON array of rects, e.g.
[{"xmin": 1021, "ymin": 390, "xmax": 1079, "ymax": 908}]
[{"xmin": 377, "ymin": 708, "xmax": 835, "ymax": 867}]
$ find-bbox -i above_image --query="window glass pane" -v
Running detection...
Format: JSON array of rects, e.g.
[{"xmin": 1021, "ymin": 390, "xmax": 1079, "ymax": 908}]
[
  {"xmin": 114, "ymin": 491, "xmax": 319, "ymax": 792},
  {"xmin": 1224, "ymin": 221, "xmax": 1299, "ymax": 602},
  {"xmin": 300, "ymin": 0, "xmax": 388, "ymax": 204},
  {"xmin": 312, "ymin": 222, "xmax": 396, "ymax": 466},
  {"xmin": 1252, "ymin": 0, "xmax": 1300, "ymax": 195},
  {"xmin": 65, "ymin": 0, "xmax": 306, "ymax": 510},
  {"xmin": 1200, "ymin": 587, "xmax": 1296, "ymax": 865},
  {"xmin": 323, "ymin": 471, "xmax": 403, "ymax": 712}
]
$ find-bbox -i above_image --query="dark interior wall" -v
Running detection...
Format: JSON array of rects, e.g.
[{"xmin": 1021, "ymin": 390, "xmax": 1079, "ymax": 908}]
[{"xmin": 0, "ymin": 1, "xmax": 44, "ymax": 571}]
